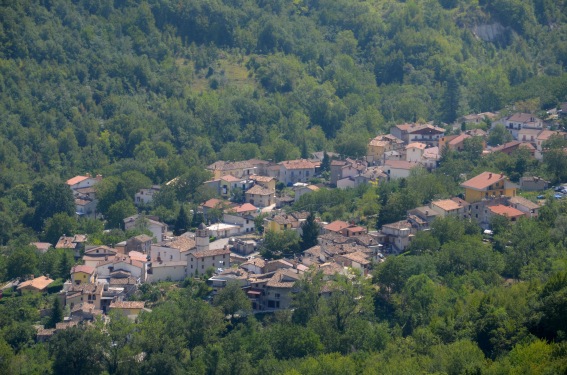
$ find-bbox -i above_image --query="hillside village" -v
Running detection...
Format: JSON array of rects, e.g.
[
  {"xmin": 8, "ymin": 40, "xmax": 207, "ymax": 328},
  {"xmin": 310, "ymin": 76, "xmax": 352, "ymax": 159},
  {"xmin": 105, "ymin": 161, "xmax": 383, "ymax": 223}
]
[{"xmin": 8, "ymin": 108, "xmax": 567, "ymax": 341}]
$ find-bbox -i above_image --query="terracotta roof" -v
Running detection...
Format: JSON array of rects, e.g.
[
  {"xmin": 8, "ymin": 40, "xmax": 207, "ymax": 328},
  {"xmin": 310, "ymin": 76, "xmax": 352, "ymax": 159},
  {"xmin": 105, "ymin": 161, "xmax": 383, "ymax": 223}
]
[
  {"xmin": 30, "ymin": 242, "xmax": 52, "ymax": 252},
  {"xmin": 406, "ymin": 142, "xmax": 427, "ymax": 150},
  {"xmin": 109, "ymin": 301, "xmax": 146, "ymax": 309},
  {"xmin": 220, "ymin": 174, "xmax": 243, "ymax": 182},
  {"xmin": 202, "ymin": 198, "xmax": 230, "ymax": 209},
  {"xmin": 460, "ymin": 172, "xmax": 507, "ymax": 191},
  {"xmin": 242, "ymin": 258, "xmax": 266, "ymax": 269},
  {"xmin": 279, "ymin": 159, "xmax": 318, "ymax": 170},
  {"xmin": 537, "ymin": 130, "xmax": 566, "ymax": 141},
  {"xmin": 431, "ymin": 199, "xmax": 462, "ymax": 212},
  {"xmin": 448, "ymin": 133, "xmax": 470, "ymax": 145},
  {"xmin": 341, "ymin": 251, "xmax": 371, "ymax": 265},
  {"xmin": 270, "ymin": 214, "xmax": 299, "ymax": 226},
  {"xmin": 324, "ymin": 220, "xmax": 350, "ymax": 232},
  {"xmin": 384, "ymin": 160, "xmax": 421, "ymax": 170},
  {"xmin": 128, "ymin": 251, "xmax": 148, "ymax": 262},
  {"xmin": 344, "ymin": 226, "xmax": 366, "ymax": 233},
  {"xmin": 407, "ymin": 124, "xmax": 445, "ymax": 134},
  {"xmin": 265, "ymin": 269, "xmax": 301, "ymax": 288},
  {"xmin": 245, "ymin": 185, "xmax": 274, "ymax": 196},
  {"xmin": 423, "ymin": 146, "xmax": 440, "ymax": 159},
  {"xmin": 75, "ymin": 198, "xmax": 91, "ymax": 206},
  {"xmin": 75, "ymin": 187, "xmax": 96, "ymax": 194},
  {"xmin": 508, "ymin": 196, "xmax": 540, "ymax": 210},
  {"xmin": 489, "ymin": 205, "xmax": 525, "ymax": 218},
  {"xmin": 55, "ymin": 236, "xmax": 78, "ymax": 249},
  {"xmin": 66, "ymin": 175, "xmax": 89, "ymax": 186},
  {"xmin": 71, "ymin": 265, "xmax": 95, "ymax": 275},
  {"xmin": 233, "ymin": 203, "xmax": 258, "ymax": 213},
  {"xmin": 506, "ymin": 113, "xmax": 540, "ymax": 123},
  {"xmin": 157, "ymin": 236, "xmax": 196, "ymax": 253},
  {"xmin": 132, "ymin": 234, "xmax": 153, "ymax": 243},
  {"xmin": 17, "ymin": 276, "xmax": 54, "ymax": 291},
  {"xmin": 451, "ymin": 197, "xmax": 470, "ymax": 207},
  {"xmin": 191, "ymin": 248, "xmax": 231, "ymax": 258}
]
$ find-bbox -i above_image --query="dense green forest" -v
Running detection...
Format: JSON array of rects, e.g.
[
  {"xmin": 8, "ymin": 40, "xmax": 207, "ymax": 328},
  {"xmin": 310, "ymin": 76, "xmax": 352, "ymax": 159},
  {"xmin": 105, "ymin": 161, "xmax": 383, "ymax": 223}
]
[{"xmin": 2, "ymin": 0, "xmax": 567, "ymax": 373}]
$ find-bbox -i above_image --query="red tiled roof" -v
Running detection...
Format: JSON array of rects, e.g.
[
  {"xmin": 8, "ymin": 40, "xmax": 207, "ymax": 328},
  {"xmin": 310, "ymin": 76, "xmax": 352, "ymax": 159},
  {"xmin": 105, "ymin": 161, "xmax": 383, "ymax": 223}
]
[
  {"xmin": 17, "ymin": 276, "xmax": 54, "ymax": 291},
  {"xmin": 489, "ymin": 205, "xmax": 525, "ymax": 218},
  {"xmin": 233, "ymin": 203, "xmax": 258, "ymax": 213},
  {"xmin": 71, "ymin": 265, "xmax": 95, "ymax": 275},
  {"xmin": 324, "ymin": 220, "xmax": 350, "ymax": 232},
  {"xmin": 460, "ymin": 172, "xmax": 507, "ymax": 191},
  {"xmin": 66, "ymin": 175, "xmax": 89, "ymax": 186}
]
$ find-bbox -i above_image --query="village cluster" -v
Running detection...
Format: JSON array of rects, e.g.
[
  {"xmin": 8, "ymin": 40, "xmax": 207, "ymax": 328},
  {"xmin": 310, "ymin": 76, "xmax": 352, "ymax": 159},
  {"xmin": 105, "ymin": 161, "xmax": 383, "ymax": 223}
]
[{"xmin": 14, "ymin": 108, "xmax": 567, "ymax": 340}]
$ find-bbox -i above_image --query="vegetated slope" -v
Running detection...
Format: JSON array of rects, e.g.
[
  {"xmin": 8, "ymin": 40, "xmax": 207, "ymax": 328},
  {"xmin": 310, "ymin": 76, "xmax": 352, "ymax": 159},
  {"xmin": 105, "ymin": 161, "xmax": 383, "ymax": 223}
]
[{"xmin": 0, "ymin": 0, "xmax": 566, "ymax": 189}]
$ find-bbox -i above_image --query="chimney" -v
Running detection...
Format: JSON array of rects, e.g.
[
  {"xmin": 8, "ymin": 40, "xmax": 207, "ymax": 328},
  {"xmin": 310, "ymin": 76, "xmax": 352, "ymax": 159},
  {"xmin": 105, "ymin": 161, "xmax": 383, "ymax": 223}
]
[
  {"xmin": 500, "ymin": 173, "xmax": 504, "ymax": 178},
  {"xmin": 488, "ymin": 173, "xmax": 492, "ymax": 179}
]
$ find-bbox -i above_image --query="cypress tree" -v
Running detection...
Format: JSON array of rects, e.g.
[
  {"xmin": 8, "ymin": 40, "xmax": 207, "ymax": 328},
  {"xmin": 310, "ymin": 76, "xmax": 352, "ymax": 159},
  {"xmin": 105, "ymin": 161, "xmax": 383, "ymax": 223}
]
[
  {"xmin": 174, "ymin": 205, "xmax": 190, "ymax": 236},
  {"xmin": 300, "ymin": 212, "xmax": 320, "ymax": 251}
]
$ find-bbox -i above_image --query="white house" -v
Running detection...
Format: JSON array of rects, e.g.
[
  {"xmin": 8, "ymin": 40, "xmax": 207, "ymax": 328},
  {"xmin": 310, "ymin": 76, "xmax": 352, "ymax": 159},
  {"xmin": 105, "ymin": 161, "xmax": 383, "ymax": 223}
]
[{"xmin": 123, "ymin": 215, "xmax": 167, "ymax": 242}]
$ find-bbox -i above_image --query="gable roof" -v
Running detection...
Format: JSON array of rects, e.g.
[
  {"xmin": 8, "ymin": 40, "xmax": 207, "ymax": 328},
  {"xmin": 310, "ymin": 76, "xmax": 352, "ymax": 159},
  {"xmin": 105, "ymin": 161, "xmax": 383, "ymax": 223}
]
[
  {"xmin": 17, "ymin": 276, "xmax": 54, "ymax": 291},
  {"xmin": 245, "ymin": 185, "xmax": 274, "ymax": 196},
  {"xmin": 489, "ymin": 205, "xmax": 525, "ymax": 218},
  {"xmin": 431, "ymin": 199, "xmax": 462, "ymax": 212},
  {"xmin": 508, "ymin": 196, "xmax": 540, "ymax": 210},
  {"xmin": 324, "ymin": 220, "xmax": 350, "ymax": 232},
  {"xmin": 384, "ymin": 160, "xmax": 421, "ymax": 170},
  {"xmin": 66, "ymin": 175, "xmax": 90, "ymax": 186},
  {"xmin": 232, "ymin": 203, "xmax": 258, "ymax": 213},
  {"xmin": 279, "ymin": 159, "xmax": 318, "ymax": 170},
  {"xmin": 191, "ymin": 248, "xmax": 231, "ymax": 258},
  {"xmin": 71, "ymin": 265, "xmax": 95, "ymax": 275},
  {"xmin": 460, "ymin": 172, "xmax": 507, "ymax": 191},
  {"xmin": 406, "ymin": 142, "xmax": 427, "ymax": 150}
]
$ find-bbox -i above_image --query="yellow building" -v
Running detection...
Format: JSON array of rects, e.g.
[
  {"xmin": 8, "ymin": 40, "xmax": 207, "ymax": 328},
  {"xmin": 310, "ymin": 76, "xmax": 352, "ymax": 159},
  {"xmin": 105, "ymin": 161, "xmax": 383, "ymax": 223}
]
[
  {"xmin": 70, "ymin": 265, "xmax": 96, "ymax": 285},
  {"xmin": 367, "ymin": 135, "xmax": 404, "ymax": 163},
  {"xmin": 16, "ymin": 276, "xmax": 54, "ymax": 294},
  {"xmin": 460, "ymin": 172, "xmax": 517, "ymax": 203}
]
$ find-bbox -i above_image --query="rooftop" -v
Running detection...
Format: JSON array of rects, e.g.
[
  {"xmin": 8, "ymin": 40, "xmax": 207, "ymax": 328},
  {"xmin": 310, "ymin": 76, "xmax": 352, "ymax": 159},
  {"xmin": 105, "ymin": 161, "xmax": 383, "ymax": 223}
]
[
  {"xmin": 71, "ymin": 265, "xmax": 95, "ymax": 275},
  {"xmin": 279, "ymin": 159, "xmax": 318, "ymax": 170},
  {"xmin": 17, "ymin": 276, "xmax": 54, "ymax": 291},
  {"xmin": 460, "ymin": 171, "xmax": 507, "ymax": 191},
  {"xmin": 489, "ymin": 205, "xmax": 525, "ymax": 218},
  {"xmin": 431, "ymin": 199, "xmax": 462, "ymax": 212},
  {"xmin": 324, "ymin": 220, "xmax": 350, "ymax": 232}
]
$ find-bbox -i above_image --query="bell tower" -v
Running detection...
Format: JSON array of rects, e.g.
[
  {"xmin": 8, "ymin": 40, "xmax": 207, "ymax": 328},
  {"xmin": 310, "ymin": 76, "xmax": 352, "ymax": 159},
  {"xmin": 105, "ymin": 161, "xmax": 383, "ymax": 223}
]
[{"xmin": 195, "ymin": 223, "xmax": 209, "ymax": 252}]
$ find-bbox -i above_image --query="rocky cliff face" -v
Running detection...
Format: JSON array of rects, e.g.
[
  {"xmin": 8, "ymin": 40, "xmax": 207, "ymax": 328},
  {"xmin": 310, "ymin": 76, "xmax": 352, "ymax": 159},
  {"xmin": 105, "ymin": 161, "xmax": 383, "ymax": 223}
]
[{"xmin": 472, "ymin": 22, "xmax": 509, "ymax": 42}]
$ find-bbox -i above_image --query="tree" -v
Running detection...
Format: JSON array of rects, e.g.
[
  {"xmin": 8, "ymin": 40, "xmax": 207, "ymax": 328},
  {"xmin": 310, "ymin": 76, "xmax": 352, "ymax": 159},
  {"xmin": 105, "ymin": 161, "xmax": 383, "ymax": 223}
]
[
  {"xmin": 105, "ymin": 200, "xmax": 137, "ymax": 229},
  {"xmin": 320, "ymin": 151, "xmax": 331, "ymax": 173},
  {"xmin": 300, "ymin": 212, "xmax": 319, "ymax": 251},
  {"xmin": 488, "ymin": 123, "xmax": 513, "ymax": 146},
  {"xmin": 261, "ymin": 230, "xmax": 301, "ymax": 258},
  {"xmin": 174, "ymin": 205, "xmax": 189, "ymax": 236},
  {"xmin": 292, "ymin": 269, "xmax": 324, "ymax": 325},
  {"xmin": 49, "ymin": 327, "xmax": 105, "ymax": 375},
  {"xmin": 6, "ymin": 246, "xmax": 39, "ymax": 279},
  {"xmin": 46, "ymin": 296, "xmax": 63, "ymax": 329},
  {"xmin": 213, "ymin": 281, "xmax": 252, "ymax": 316},
  {"xmin": 43, "ymin": 213, "xmax": 77, "ymax": 245},
  {"xmin": 29, "ymin": 178, "xmax": 75, "ymax": 231}
]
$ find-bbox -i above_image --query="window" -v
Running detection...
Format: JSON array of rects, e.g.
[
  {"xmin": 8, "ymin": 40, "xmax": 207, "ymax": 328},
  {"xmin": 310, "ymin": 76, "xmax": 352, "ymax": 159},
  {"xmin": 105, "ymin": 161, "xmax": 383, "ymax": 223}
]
[
  {"xmin": 275, "ymin": 293, "xmax": 280, "ymax": 298},
  {"xmin": 212, "ymin": 256, "xmax": 215, "ymax": 261},
  {"xmin": 202, "ymin": 265, "xmax": 204, "ymax": 269}
]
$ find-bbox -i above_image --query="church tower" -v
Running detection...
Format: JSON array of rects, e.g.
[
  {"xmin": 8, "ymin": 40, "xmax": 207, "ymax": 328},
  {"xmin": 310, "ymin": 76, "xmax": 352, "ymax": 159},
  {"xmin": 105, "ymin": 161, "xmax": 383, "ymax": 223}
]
[{"xmin": 195, "ymin": 223, "xmax": 209, "ymax": 252}]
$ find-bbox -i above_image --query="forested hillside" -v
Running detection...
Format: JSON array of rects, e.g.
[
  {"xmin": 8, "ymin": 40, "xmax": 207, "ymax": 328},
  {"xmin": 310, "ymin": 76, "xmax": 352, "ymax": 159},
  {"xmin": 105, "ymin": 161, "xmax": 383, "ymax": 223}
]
[
  {"xmin": 1, "ymin": 1, "xmax": 567, "ymax": 373},
  {"xmin": 1, "ymin": 0, "xmax": 567, "ymax": 185}
]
